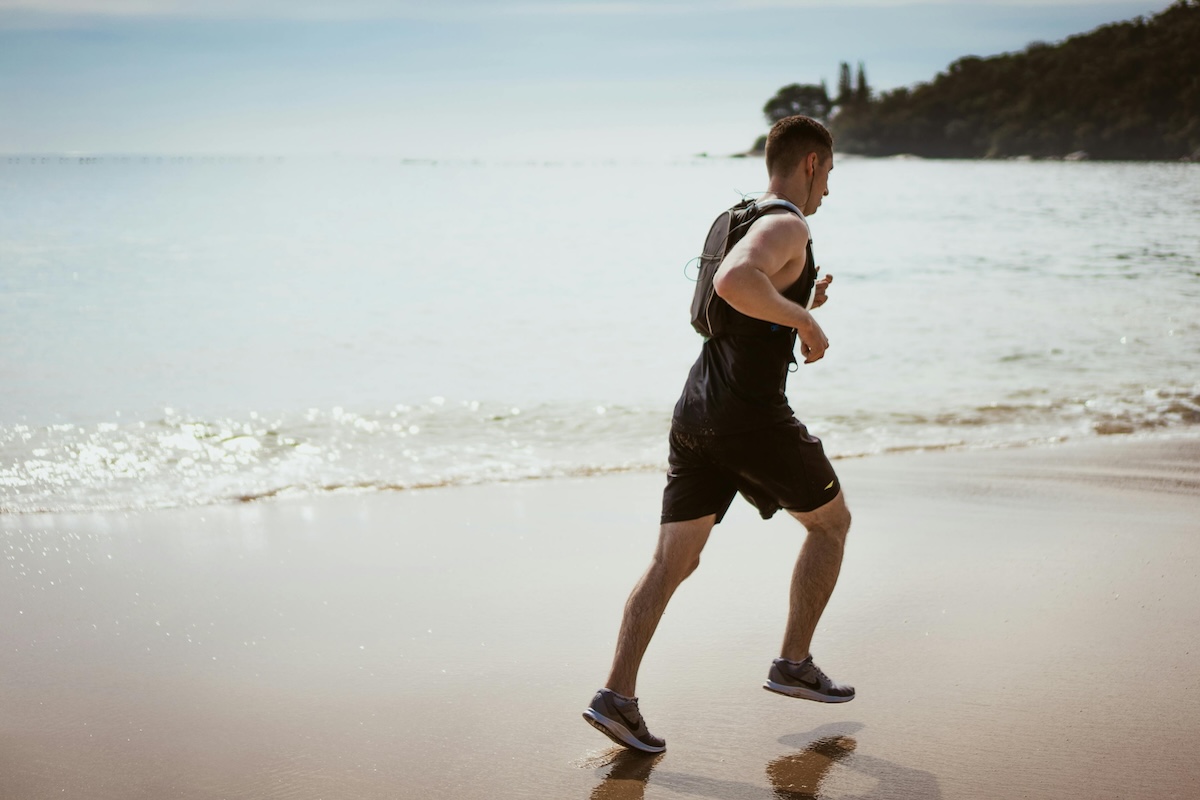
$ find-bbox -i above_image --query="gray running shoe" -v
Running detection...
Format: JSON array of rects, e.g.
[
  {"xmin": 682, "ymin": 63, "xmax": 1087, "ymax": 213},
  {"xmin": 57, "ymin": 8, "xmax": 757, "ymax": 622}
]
[
  {"xmin": 582, "ymin": 689, "xmax": 666, "ymax": 753},
  {"xmin": 763, "ymin": 656, "xmax": 855, "ymax": 703}
]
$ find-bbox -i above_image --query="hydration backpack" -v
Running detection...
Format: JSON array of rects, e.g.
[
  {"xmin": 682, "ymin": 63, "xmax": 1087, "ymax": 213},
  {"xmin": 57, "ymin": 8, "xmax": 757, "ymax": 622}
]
[{"xmin": 689, "ymin": 198, "xmax": 807, "ymax": 339}]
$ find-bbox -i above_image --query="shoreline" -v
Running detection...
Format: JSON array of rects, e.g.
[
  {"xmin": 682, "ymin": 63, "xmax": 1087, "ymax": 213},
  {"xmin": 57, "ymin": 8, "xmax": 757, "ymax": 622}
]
[
  {"xmin": 724, "ymin": 149, "xmax": 1200, "ymax": 163},
  {"xmin": 2, "ymin": 435, "xmax": 1198, "ymax": 799},
  {"xmin": 5, "ymin": 429, "xmax": 1199, "ymax": 517}
]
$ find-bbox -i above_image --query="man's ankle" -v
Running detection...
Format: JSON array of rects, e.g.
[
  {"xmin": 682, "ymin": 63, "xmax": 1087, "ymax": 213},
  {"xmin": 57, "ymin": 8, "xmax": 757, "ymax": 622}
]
[{"xmin": 604, "ymin": 684, "xmax": 636, "ymax": 701}]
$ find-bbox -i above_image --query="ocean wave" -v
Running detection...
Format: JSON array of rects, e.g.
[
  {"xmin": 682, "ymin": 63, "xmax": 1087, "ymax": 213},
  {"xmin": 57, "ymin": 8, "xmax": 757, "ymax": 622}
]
[
  {"xmin": 2, "ymin": 386, "xmax": 1197, "ymax": 514},
  {"xmin": 0, "ymin": 401, "xmax": 669, "ymax": 514},
  {"xmin": 816, "ymin": 387, "xmax": 1200, "ymax": 456}
]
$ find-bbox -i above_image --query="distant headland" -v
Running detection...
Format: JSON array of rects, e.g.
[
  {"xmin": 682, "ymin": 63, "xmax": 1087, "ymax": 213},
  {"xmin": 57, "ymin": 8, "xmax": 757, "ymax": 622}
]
[{"xmin": 746, "ymin": 0, "xmax": 1200, "ymax": 161}]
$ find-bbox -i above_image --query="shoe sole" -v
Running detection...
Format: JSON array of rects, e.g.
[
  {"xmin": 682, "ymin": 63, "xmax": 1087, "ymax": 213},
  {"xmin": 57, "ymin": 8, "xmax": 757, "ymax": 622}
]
[
  {"xmin": 762, "ymin": 680, "xmax": 855, "ymax": 703},
  {"xmin": 581, "ymin": 709, "xmax": 667, "ymax": 753}
]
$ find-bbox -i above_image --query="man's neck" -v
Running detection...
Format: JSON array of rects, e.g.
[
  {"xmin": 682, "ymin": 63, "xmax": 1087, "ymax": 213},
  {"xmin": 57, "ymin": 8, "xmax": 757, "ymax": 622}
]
[
  {"xmin": 764, "ymin": 178, "xmax": 810, "ymax": 210},
  {"xmin": 762, "ymin": 189, "xmax": 801, "ymax": 209}
]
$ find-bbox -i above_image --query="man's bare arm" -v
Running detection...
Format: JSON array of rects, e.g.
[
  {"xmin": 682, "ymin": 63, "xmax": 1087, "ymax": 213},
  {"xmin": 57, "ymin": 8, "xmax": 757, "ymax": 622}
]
[{"xmin": 712, "ymin": 214, "xmax": 830, "ymax": 363}]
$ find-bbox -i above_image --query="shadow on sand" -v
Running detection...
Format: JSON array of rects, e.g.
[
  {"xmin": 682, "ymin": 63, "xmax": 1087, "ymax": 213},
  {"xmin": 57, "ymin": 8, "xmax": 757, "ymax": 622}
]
[{"xmin": 587, "ymin": 723, "xmax": 941, "ymax": 800}]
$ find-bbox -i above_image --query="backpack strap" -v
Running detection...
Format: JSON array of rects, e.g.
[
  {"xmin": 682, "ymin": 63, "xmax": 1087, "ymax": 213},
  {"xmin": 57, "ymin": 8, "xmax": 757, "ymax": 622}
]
[{"xmin": 753, "ymin": 198, "xmax": 803, "ymax": 218}]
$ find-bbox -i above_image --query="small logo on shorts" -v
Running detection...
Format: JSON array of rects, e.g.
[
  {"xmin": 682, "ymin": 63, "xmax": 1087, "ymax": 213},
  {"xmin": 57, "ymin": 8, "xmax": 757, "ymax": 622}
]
[{"xmin": 824, "ymin": 480, "xmax": 836, "ymax": 490}]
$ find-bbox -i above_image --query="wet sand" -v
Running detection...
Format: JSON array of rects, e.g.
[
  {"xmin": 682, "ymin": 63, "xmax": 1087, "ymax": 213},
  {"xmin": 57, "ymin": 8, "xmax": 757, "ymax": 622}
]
[{"xmin": 2, "ymin": 436, "xmax": 1199, "ymax": 799}]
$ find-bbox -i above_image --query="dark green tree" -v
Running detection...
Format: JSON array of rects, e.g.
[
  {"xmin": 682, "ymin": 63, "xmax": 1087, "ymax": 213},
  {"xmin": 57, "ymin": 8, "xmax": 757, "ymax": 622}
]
[
  {"xmin": 817, "ymin": 0, "xmax": 1200, "ymax": 160},
  {"xmin": 855, "ymin": 61, "xmax": 870, "ymax": 104},
  {"xmin": 836, "ymin": 62, "xmax": 853, "ymax": 105},
  {"xmin": 763, "ymin": 82, "xmax": 833, "ymax": 124}
]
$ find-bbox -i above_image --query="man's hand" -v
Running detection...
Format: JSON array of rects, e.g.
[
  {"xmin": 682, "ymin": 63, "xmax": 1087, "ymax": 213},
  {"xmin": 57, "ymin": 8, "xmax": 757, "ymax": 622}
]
[
  {"xmin": 811, "ymin": 274, "xmax": 833, "ymax": 309},
  {"xmin": 798, "ymin": 316, "xmax": 830, "ymax": 363}
]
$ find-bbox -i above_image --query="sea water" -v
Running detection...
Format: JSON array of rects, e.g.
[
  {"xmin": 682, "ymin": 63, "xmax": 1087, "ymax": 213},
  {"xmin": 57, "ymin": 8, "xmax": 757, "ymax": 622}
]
[{"xmin": 1, "ymin": 155, "xmax": 1197, "ymax": 512}]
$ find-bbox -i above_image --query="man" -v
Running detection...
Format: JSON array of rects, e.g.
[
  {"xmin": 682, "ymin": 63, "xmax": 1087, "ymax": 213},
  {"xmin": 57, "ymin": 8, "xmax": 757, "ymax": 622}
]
[{"xmin": 583, "ymin": 115, "xmax": 853, "ymax": 753}]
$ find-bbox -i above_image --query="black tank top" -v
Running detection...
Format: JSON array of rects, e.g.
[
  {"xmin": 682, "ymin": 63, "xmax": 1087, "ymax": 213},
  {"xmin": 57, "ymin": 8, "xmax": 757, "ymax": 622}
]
[{"xmin": 672, "ymin": 241, "xmax": 817, "ymax": 434}]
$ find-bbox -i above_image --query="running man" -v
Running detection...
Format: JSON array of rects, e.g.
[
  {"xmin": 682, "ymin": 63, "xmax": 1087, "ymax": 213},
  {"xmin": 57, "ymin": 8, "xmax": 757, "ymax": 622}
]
[{"xmin": 583, "ymin": 116, "xmax": 854, "ymax": 753}]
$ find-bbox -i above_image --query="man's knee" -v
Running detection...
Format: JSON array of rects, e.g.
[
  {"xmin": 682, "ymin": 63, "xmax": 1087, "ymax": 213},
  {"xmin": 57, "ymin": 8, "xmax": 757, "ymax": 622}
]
[
  {"xmin": 789, "ymin": 492, "xmax": 851, "ymax": 541},
  {"xmin": 653, "ymin": 517, "xmax": 713, "ymax": 584},
  {"xmin": 809, "ymin": 516, "xmax": 849, "ymax": 545},
  {"xmin": 832, "ymin": 500, "xmax": 851, "ymax": 535},
  {"xmin": 827, "ymin": 505, "xmax": 851, "ymax": 541},
  {"xmin": 651, "ymin": 552, "xmax": 702, "ymax": 585}
]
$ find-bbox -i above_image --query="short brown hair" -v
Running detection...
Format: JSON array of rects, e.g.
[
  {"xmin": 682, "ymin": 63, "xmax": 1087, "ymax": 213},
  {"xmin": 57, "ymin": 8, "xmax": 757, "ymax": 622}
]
[{"xmin": 765, "ymin": 115, "xmax": 833, "ymax": 178}]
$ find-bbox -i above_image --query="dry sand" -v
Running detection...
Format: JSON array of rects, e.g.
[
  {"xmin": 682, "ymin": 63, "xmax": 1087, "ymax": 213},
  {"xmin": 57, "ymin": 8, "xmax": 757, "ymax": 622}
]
[{"xmin": 2, "ymin": 436, "xmax": 1198, "ymax": 799}]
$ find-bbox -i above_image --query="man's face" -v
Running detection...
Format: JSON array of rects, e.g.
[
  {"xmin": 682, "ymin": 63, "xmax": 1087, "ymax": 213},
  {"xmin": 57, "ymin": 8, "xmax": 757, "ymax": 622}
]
[{"xmin": 805, "ymin": 153, "xmax": 833, "ymax": 216}]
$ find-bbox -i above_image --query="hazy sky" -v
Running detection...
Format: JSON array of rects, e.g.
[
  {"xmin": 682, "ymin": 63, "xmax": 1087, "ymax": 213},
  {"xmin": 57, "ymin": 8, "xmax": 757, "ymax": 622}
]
[{"xmin": 0, "ymin": 1, "xmax": 1173, "ymax": 157}]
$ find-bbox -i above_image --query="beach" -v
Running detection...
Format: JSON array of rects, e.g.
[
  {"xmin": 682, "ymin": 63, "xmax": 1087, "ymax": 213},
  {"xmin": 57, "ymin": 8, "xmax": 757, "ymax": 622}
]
[
  {"xmin": 3, "ymin": 435, "xmax": 1198, "ymax": 799},
  {"xmin": 5, "ymin": 12, "xmax": 1200, "ymax": 798},
  {"xmin": 3, "ymin": 154, "xmax": 1198, "ymax": 799}
]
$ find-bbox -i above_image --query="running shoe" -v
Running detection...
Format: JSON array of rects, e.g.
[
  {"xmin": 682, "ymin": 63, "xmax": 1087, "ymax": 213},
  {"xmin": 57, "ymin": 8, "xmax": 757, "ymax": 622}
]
[
  {"xmin": 763, "ymin": 656, "xmax": 855, "ymax": 702},
  {"xmin": 582, "ymin": 689, "xmax": 666, "ymax": 753}
]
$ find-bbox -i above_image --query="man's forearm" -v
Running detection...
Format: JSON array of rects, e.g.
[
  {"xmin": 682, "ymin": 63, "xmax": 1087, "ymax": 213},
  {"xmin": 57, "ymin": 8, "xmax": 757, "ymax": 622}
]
[{"xmin": 714, "ymin": 268, "xmax": 817, "ymax": 333}]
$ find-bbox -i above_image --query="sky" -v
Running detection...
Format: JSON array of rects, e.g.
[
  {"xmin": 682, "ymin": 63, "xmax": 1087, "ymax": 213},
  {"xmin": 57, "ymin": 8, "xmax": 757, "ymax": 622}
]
[{"xmin": 0, "ymin": 1, "xmax": 1176, "ymax": 158}]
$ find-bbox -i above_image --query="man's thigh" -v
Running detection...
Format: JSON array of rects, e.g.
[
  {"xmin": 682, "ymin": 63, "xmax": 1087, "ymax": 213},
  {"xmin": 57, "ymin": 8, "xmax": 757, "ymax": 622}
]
[
  {"xmin": 724, "ymin": 419, "xmax": 841, "ymax": 518},
  {"xmin": 661, "ymin": 428, "xmax": 740, "ymax": 524}
]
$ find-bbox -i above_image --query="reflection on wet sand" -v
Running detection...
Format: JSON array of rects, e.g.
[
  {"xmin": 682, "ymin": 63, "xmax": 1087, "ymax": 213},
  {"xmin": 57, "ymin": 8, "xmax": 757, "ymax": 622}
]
[
  {"xmin": 588, "ymin": 749, "xmax": 665, "ymax": 800},
  {"xmin": 773, "ymin": 725, "xmax": 943, "ymax": 800},
  {"xmin": 585, "ymin": 724, "xmax": 942, "ymax": 800},
  {"xmin": 767, "ymin": 735, "xmax": 857, "ymax": 798}
]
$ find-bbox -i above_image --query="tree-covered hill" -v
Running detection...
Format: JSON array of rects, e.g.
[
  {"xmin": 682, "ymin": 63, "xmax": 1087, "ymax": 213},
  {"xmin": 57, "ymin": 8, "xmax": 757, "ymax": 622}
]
[{"xmin": 759, "ymin": 0, "xmax": 1200, "ymax": 160}]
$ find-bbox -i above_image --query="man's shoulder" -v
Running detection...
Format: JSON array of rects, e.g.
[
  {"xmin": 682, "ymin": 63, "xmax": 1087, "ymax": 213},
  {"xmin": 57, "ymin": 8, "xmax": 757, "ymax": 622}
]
[
  {"xmin": 749, "ymin": 207, "xmax": 810, "ymax": 241},
  {"xmin": 734, "ymin": 210, "xmax": 811, "ymax": 266}
]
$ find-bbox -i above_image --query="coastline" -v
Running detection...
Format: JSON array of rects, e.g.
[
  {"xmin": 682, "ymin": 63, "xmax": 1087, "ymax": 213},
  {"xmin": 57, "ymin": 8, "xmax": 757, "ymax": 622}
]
[
  {"xmin": 722, "ymin": 149, "xmax": 1200, "ymax": 162},
  {"xmin": 2, "ymin": 435, "xmax": 1198, "ymax": 799}
]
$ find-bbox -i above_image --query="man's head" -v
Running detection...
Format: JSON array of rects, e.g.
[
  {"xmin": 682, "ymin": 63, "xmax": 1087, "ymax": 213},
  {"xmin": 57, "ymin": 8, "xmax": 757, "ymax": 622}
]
[
  {"xmin": 765, "ymin": 115, "xmax": 833, "ymax": 178},
  {"xmin": 765, "ymin": 115, "xmax": 834, "ymax": 215}
]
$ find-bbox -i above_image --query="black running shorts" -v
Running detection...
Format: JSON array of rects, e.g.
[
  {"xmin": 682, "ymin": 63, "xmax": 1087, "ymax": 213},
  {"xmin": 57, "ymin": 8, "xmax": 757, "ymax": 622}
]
[{"xmin": 660, "ymin": 418, "xmax": 840, "ymax": 524}]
